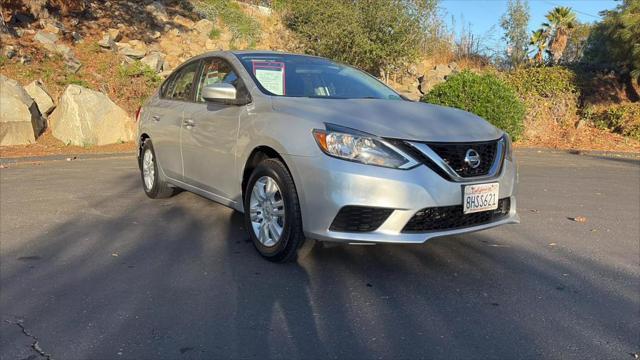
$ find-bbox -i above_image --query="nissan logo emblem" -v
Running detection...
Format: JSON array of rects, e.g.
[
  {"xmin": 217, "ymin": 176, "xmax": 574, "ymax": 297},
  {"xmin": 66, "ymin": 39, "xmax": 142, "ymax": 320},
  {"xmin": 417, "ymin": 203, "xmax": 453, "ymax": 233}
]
[{"xmin": 464, "ymin": 149, "xmax": 481, "ymax": 169}]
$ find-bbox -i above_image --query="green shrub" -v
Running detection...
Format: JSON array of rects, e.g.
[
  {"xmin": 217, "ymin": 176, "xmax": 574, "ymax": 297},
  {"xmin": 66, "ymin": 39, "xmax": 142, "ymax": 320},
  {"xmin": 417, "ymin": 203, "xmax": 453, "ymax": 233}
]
[
  {"xmin": 60, "ymin": 73, "xmax": 90, "ymax": 88},
  {"xmin": 89, "ymin": 41, "xmax": 102, "ymax": 54},
  {"xmin": 500, "ymin": 66, "xmax": 581, "ymax": 131},
  {"xmin": 117, "ymin": 61, "xmax": 162, "ymax": 86},
  {"xmin": 504, "ymin": 66, "xmax": 578, "ymax": 98},
  {"xmin": 583, "ymin": 103, "xmax": 640, "ymax": 141},
  {"xmin": 209, "ymin": 27, "xmax": 221, "ymax": 39},
  {"xmin": 422, "ymin": 71, "xmax": 526, "ymax": 140},
  {"xmin": 194, "ymin": 0, "xmax": 261, "ymax": 48}
]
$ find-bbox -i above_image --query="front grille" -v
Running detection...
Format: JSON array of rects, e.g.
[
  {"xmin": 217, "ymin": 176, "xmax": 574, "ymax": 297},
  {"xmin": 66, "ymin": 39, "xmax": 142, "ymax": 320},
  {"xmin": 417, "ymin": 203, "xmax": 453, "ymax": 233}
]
[
  {"xmin": 427, "ymin": 141, "xmax": 499, "ymax": 177},
  {"xmin": 330, "ymin": 206, "xmax": 393, "ymax": 232},
  {"xmin": 402, "ymin": 198, "xmax": 510, "ymax": 233},
  {"xmin": 386, "ymin": 138, "xmax": 452, "ymax": 180}
]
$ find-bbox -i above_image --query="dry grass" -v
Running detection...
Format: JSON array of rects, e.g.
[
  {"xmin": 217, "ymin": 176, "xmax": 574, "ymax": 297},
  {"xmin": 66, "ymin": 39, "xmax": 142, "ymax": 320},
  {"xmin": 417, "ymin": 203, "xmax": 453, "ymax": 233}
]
[
  {"xmin": 516, "ymin": 124, "xmax": 640, "ymax": 152},
  {"xmin": 0, "ymin": 131, "xmax": 135, "ymax": 158},
  {"xmin": 515, "ymin": 93, "xmax": 640, "ymax": 152},
  {"xmin": 1, "ymin": 36, "xmax": 159, "ymax": 115}
]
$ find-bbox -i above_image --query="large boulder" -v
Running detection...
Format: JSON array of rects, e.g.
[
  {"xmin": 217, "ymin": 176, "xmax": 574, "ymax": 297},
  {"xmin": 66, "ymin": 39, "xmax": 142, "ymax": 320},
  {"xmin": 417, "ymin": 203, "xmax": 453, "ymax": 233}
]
[
  {"xmin": 418, "ymin": 63, "xmax": 459, "ymax": 95},
  {"xmin": 117, "ymin": 40, "xmax": 147, "ymax": 59},
  {"xmin": 193, "ymin": 19, "xmax": 214, "ymax": 36},
  {"xmin": 34, "ymin": 30, "xmax": 58, "ymax": 46},
  {"xmin": 159, "ymin": 34, "xmax": 185, "ymax": 58},
  {"xmin": 49, "ymin": 85, "xmax": 133, "ymax": 146},
  {"xmin": 145, "ymin": 2, "xmax": 169, "ymax": 23},
  {"xmin": 107, "ymin": 28, "xmax": 122, "ymax": 42},
  {"xmin": 98, "ymin": 35, "xmax": 115, "ymax": 50},
  {"xmin": 98, "ymin": 28, "xmax": 122, "ymax": 50},
  {"xmin": 173, "ymin": 15, "xmax": 195, "ymax": 28},
  {"xmin": 24, "ymin": 80, "xmax": 55, "ymax": 115},
  {"xmin": 141, "ymin": 52, "xmax": 165, "ymax": 73},
  {"xmin": 1, "ymin": 45, "xmax": 17, "ymax": 59},
  {"xmin": 34, "ymin": 30, "xmax": 82, "ymax": 72},
  {"xmin": 0, "ymin": 76, "xmax": 44, "ymax": 145},
  {"xmin": 34, "ymin": 30, "xmax": 67, "ymax": 55}
]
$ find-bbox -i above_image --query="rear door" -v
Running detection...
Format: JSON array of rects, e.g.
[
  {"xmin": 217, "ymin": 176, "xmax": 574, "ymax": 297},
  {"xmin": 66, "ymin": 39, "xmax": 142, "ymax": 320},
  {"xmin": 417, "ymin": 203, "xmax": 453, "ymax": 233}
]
[
  {"xmin": 181, "ymin": 56, "xmax": 247, "ymax": 200},
  {"xmin": 148, "ymin": 60, "xmax": 200, "ymax": 180}
]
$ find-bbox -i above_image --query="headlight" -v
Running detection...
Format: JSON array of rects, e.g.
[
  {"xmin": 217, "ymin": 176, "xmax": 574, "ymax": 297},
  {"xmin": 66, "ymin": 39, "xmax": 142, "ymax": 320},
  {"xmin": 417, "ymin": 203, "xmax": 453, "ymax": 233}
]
[{"xmin": 312, "ymin": 125, "xmax": 418, "ymax": 169}]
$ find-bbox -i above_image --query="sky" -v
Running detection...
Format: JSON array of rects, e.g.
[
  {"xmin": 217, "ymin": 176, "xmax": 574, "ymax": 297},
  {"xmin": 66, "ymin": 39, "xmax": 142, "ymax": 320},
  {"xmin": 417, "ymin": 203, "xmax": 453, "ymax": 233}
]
[{"xmin": 439, "ymin": 0, "xmax": 619, "ymax": 45}]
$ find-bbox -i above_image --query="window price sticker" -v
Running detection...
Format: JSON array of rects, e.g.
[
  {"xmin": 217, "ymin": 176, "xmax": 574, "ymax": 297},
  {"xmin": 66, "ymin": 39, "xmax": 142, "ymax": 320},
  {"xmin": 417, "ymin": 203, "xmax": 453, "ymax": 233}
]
[{"xmin": 253, "ymin": 61, "xmax": 286, "ymax": 95}]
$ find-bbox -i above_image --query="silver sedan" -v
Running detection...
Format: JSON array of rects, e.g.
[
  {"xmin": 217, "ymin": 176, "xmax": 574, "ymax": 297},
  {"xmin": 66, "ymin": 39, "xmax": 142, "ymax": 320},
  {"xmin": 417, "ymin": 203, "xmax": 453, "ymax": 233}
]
[{"xmin": 137, "ymin": 51, "xmax": 519, "ymax": 262}]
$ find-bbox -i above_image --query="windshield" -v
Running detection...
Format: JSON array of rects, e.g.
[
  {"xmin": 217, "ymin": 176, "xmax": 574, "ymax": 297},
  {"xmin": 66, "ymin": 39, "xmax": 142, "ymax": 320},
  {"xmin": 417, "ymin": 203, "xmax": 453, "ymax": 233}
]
[{"xmin": 236, "ymin": 53, "xmax": 402, "ymax": 100}]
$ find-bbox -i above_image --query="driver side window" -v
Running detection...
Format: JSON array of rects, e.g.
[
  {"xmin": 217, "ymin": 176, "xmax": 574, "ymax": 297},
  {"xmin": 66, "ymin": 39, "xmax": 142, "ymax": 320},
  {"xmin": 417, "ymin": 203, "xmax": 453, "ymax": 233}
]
[
  {"xmin": 195, "ymin": 57, "xmax": 239, "ymax": 103},
  {"xmin": 166, "ymin": 61, "xmax": 199, "ymax": 101}
]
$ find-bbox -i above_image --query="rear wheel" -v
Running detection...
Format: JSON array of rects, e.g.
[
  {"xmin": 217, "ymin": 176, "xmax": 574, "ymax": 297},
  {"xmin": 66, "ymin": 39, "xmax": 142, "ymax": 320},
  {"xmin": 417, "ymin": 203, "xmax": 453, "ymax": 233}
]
[
  {"xmin": 140, "ymin": 140, "xmax": 175, "ymax": 199},
  {"xmin": 244, "ymin": 158, "xmax": 312, "ymax": 262}
]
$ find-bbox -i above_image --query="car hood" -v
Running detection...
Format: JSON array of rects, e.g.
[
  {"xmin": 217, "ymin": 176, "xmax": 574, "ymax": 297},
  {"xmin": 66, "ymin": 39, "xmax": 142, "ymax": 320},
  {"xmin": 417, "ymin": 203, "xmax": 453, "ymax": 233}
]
[{"xmin": 271, "ymin": 97, "xmax": 502, "ymax": 142}]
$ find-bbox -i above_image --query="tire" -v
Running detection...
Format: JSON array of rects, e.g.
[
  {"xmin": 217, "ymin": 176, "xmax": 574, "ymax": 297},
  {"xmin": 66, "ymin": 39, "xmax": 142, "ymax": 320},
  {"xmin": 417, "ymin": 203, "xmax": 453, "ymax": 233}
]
[
  {"xmin": 140, "ymin": 140, "xmax": 175, "ymax": 199},
  {"xmin": 244, "ymin": 158, "xmax": 311, "ymax": 263}
]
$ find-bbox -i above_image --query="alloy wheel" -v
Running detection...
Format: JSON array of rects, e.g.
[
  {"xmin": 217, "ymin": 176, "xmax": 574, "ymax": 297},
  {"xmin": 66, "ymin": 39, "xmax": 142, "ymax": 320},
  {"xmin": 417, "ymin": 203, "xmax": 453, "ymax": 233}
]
[
  {"xmin": 142, "ymin": 149, "xmax": 155, "ymax": 191},
  {"xmin": 249, "ymin": 176, "xmax": 285, "ymax": 247}
]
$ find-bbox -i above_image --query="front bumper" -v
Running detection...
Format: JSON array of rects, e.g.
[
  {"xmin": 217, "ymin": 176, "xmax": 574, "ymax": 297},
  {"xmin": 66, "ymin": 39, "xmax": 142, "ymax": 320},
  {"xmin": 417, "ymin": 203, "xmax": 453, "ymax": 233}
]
[{"xmin": 284, "ymin": 153, "xmax": 519, "ymax": 244}]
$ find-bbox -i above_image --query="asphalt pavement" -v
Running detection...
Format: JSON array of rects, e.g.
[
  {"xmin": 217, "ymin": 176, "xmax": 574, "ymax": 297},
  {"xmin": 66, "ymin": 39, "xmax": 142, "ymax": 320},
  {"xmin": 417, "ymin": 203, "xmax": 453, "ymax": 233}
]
[{"xmin": 1, "ymin": 149, "xmax": 638, "ymax": 359}]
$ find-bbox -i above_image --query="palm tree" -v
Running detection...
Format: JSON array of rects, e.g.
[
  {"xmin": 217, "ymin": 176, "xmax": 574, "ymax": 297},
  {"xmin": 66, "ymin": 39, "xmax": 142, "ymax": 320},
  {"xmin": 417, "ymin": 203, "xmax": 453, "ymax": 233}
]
[
  {"xmin": 529, "ymin": 25, "xmax": 550, "ymax": 64},
  {"xmin": 545, "ymin": 6, "xmax": 577, "ymax": 63}
]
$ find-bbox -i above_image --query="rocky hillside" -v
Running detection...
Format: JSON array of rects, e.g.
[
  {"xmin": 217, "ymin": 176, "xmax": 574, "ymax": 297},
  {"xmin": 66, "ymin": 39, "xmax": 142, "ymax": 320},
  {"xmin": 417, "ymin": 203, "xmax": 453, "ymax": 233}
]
[
  {"xmin": 0, "ymin": 0, "xmax": 638, "ymax": 156},
  {"xmin": 0, "ymin": 0, "xmax": 298, "ymax": 154}
]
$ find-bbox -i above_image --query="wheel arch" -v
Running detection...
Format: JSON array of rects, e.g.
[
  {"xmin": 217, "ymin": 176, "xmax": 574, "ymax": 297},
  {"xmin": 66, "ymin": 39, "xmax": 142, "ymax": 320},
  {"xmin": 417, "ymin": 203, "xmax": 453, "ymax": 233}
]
[
  {"xmin": 241, "ymin": 146, "xmax": 289, "ymax": 199},
  {"xmin": 138, "ymin": 133, "xmax": 151, "ymax": 169}
]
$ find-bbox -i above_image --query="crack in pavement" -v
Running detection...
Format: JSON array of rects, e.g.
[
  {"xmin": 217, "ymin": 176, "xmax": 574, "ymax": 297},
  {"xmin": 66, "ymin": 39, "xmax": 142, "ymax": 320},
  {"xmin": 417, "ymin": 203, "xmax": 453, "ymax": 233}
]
[{"xmin": 6, "ymin": 320, "xmax": 54, "ymax": 360}]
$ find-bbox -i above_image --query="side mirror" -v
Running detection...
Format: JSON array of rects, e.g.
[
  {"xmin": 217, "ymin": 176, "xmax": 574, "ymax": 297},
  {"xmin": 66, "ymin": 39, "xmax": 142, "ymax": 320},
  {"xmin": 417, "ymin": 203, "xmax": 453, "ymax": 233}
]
[{"xmin": 202, "ymin": 82, "xmax": 237, "ymax": 102}]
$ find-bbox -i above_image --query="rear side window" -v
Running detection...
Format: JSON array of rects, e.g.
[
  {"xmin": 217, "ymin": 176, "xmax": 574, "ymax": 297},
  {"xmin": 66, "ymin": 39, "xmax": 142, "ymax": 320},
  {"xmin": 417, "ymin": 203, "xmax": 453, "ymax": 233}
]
[
  {"xmin": 164, "ymin": 61, "xmax": 200, "ymax": 101},
  {"xmin": 159, "ymin": 73, "xmax": 175, "ymax": 98}
]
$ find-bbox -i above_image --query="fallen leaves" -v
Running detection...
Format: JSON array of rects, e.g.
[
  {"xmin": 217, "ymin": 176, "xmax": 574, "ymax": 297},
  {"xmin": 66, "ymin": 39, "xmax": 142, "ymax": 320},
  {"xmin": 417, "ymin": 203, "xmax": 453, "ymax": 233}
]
[{"xmin": 568, "ymin": 216, "xmax": 587, "ymax": 223}]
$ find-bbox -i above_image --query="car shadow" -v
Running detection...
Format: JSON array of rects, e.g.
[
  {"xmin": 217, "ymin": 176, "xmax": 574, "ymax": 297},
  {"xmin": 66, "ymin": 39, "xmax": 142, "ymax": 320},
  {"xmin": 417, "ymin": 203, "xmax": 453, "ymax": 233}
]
[{"xmin": 0, "ymin": 172, "xmax": 637, "ymax": 359}]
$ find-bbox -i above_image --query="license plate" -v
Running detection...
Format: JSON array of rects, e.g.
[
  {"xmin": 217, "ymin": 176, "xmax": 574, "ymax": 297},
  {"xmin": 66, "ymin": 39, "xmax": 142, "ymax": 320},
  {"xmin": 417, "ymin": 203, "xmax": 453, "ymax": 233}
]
[{"xmin": 463, "ymin": 183, "xmax": 499, "ymax": 214}]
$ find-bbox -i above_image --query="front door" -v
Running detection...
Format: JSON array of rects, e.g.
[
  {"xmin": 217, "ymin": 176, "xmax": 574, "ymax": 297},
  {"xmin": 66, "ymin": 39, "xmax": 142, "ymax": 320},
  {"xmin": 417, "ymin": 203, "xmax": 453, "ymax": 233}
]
[
  {"xmin": 181, "ymin": 57, "xmax": 245, "ymax": 201},
  {"xmin": 151, "ymin": 60, "xmax": 200, "ymax": 179},
  {"xmin": 147, "ymin": 97, "xmax": 184, "ymax": 180}
]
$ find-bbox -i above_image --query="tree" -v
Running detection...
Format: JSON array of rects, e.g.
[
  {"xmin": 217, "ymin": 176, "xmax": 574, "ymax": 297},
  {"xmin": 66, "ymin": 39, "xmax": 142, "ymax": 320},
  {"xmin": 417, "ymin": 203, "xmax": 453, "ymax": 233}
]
[
  {"xmin": 356, "ymin": 0, "xmax": 426, "ymax": 81},
  {"xmin": 561, "ymin": 21, "xmax": 592, "ymax": 63},
  {"xmin": 583, "ymin": 0, "xmax": 639, "ymax": 98},
  {"xmin": 529, "ymin": 27, "xmax": 550, "ymax": 64},
  {"xmin": 500, "ymin": 0, "xmax": 530, "ymax": 69},
  {"xmin": 545, "ymin": 6, "xmax": 577, "ymax": 63},
  {"xmin": 584, "ymin": 1, "xmax": 638, "ymax": 70},
  {"xmin": 280, "ymin": 0, "xmax": 432, "ymax": 79},
  {"xmin": 405, "ymin": 0, "xmax": 445, "ymax": 56}
]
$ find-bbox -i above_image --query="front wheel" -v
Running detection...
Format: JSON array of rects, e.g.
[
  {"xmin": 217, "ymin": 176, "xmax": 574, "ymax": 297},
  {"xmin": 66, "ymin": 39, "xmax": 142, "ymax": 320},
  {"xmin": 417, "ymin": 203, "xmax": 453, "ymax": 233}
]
[
  {"xmin": 244, "ymin": 158, "xmax": 311, "ymax": 262},
  {"xmin": 140, "ymin": 140, "xmax": 176, "ymax": 199}
]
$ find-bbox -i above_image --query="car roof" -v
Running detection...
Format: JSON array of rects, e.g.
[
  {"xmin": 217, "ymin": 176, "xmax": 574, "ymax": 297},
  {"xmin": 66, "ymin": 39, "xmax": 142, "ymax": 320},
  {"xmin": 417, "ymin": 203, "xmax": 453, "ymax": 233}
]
[{"xmin": 195, "ymin": 50, "xmax": 326, "ymax": 60}]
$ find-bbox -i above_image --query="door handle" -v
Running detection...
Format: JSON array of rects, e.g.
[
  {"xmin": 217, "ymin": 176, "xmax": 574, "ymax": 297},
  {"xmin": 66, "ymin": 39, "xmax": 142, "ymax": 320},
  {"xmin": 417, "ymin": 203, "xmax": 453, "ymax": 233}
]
[
  {"xmin": 183, "ymin": 119, "xmax": 195, "ymax": 128},
  {"xmin": 152, "ymin": 115, "xmax": 161, "ymax": 122}
]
